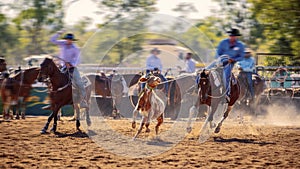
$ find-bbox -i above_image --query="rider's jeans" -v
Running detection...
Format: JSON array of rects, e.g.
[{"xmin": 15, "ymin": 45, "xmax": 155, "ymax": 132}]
[
  {"xmin": 223, "ymin": 63, "xmax": 234, "ymax": 96},
  {"xmin": 71, "ymin": 67, "xmax": 86, "ymax": 98},
  {"xmin": 243, "ymin": 72, "xmax": 254, "ymax": 98}
]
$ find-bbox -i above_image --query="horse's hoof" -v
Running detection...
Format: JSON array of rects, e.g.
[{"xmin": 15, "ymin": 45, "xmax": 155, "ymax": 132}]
[
  {"xmin": 16, "ymin": 115, "xmax": 20, "ymax": 120},
  {"xmin": 214, "ymin": 126, "xmax": 221, "ymax": 133},
  {"xmin": 145, "ymin": 128, "xmax": 150, "ymax": 133},
  {"xmin": 209, "ymin": 122, "xmax": 216, "ymax": 129},
  {"xmin": 86, "ymin": 118, "xmax": 91, "ymax": 126},
  {"xmin": 40, "ymin": 129, "xmax": 47, "ymax": 134},
  {"xmin": 21, "ymin": 115, "xmax": 25, "ymax": 119},
  {"xmin": 186, "ymin": 127, "xmax": 192, "ymax": 133},
  {"xmin": 76, "ymin": 120, "xmax": 81, "ymax": 130},
  {"xmin": 132, "ymin": 122, "xmax": 136, "ymax": 129},
  {"xmin": 50, "ymin": 126, "xmax": 57, "ymax": 133}
]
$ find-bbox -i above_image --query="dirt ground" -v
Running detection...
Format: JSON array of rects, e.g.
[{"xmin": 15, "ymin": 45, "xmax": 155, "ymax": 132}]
[{"xmin": 0, "ymin": 115, "xmax": 299, "ymax": 169}]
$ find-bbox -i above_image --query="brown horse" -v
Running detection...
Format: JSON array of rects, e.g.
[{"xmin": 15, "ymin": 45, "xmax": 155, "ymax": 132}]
[
  {"xmin": 187, "ymin": 68, "xmax": 240, "ymax": 134},
  {"xmin": 38, "ymin": 58, "xmax": 91, "ymax": 134},
  {"xmin": 236, "ymin": 72, "xmax": 266, "ymax": 116},
  {"xmin": 1, "ymin": 67, "xmax": 40, "ymax": 119},
  {"xmin": 85, "ymin": 73, "xmax": 125, "ymax": 118},
  {"xmin": 131, "ymin": 74, "xmax": 166, "ymax": 139},
  {"xmin": 128, "ymin": 72, "xmax": 181, "ymax": 120}
]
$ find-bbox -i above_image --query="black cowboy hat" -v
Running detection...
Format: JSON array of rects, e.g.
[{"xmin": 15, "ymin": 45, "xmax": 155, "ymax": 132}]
[
  {"xmin": 227, "ymin": 28, "xmax": 242, "ymax": 36},
  {"xmin": 63, "ymin": 33, "xmax": 78, "ymax": 41}
]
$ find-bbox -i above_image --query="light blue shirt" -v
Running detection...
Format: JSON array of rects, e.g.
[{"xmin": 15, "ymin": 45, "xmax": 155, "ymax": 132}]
[
  {"xmin": 146, "ymin": 54, "xmax": 163, "ymax": 71},
  {"xmin": 237, "ymin": 57, "xmax": 255, "ymax": 72},
  {"xmin": 216, "ymin": 38, "xmax": 245, "ymax": 62},
  {"xmin": 184, "ymin": 59, "xmax": 196, "ymax": 73},
  {"xmin": 50, "ymin": 33, "xmax": 80, "ymax": 66}
]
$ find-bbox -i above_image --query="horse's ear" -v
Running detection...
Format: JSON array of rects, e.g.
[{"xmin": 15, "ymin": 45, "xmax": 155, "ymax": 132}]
[{"xmin": 200, "ymin": 69, "xmax": 207, "ymax": 78}]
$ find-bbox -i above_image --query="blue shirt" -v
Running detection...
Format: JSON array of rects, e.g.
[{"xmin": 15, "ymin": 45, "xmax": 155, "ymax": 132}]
[
  {"xmin": 146, "ymin": 54, "xmax": 163, "ymax": 71},
  {"xmin": 216, "ymin": 38, "xmax": 245, "ymax": 62},
  {"xmin": 50, "ymin": 33, "xmax": 80, "ymax": 66},
  {"xmin": 237, "ymin": 57, "xmax": 255, "ymax": 72},
  {"xmin": 184, "ymin": 59, "xmax": 196, "ymax": 73}
]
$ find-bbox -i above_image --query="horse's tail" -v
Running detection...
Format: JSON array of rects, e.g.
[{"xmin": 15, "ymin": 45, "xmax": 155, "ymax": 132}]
[{"xmin": 168, "ymin": 80, "xmax": 176, "ymax": 105}]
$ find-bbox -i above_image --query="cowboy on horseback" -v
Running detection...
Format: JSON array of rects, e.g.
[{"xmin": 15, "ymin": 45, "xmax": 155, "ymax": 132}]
[
  {"xmin": 237, "ymin": 48, "xmax": 255, "ymax": 100},
  {"xmin": 205, "ymin": 28, "xmax": 245, "ymax": 102},
  {"xmin": 50, "ymin": 30, "xmax": 88, "ymax": 108},
  {"xmin": 142, "ymin": 48, "xmax": 168, "ymax": 94}
]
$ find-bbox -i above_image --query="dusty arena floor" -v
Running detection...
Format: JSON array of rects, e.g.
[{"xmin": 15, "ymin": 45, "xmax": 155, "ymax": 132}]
[{"xmin": 0, "ymin": 116, "xmax": 299, "ymax": 169}]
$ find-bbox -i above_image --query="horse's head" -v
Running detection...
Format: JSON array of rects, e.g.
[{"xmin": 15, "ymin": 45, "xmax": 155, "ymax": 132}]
[
  {"xmin": 38, "ymin": 58, "xmax": 54, "ymax": 82},
  {"xmin": 198, "ymin": 69, "xmax": 211, "ymax": 104},
  {"xmin": 140, "ymin": 74, "xmax": 161, "ymax": 89}
]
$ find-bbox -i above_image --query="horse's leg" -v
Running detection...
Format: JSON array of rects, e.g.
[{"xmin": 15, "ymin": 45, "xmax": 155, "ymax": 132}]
[
  {"xmin": 19, "ymin": 97, "xmax": 26, "ymax": 119},
  {"xmin": 112, "ymin": 98, "xmax": 118, "ymax": 119},
  {"xmin": 50, "ymin": 108, "xmax": 59, "ymax": 133},
  {"xmin": 40, "ymin": 111, "xmax": 55, "ymax": 134},
  {"xmin": 145, "ymin": 116, "xmax": 150, "ymax": 133},
  {"xmin": 133, "ymin": 116, "xmax": 146, "ymax": 140},
  {"xmin": 85, "ymin": 106, "xmax": 91, "ymax": 126},
  {"xmin": 85, "ymin": 87, "xmax": 91, "ymax": 126},
  {"xmin": 215, "ymin": 106, "xmax": 233, "ymax": 133},
  {"xmin": 208, "ymin": 105, "xmax": 217, "ymax": 129},
  {"xmin": 186, "ymin": 105, "xmax": 197, "ymax": 133},
  {"xmin": 74, "ymin": 104, "xmax": 81, "ymax": 131},
  {"xmin": 155, "ymin": 114, "xmax": 163, "ymax": 135},
  {"xmin": 13, "ymin": 104, "xmax": 19, "ymax": 120},
  {"xmin": 131, "ymin": 106, "xmax": 139, "ymax": 129},
  {"xmin": 3, "ymin": 102, "xmax": 10, "ymax": 120}
]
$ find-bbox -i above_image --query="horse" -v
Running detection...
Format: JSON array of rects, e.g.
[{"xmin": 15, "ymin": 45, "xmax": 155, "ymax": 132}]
[
  {"xmin": 37, "ymin": 58, "xmax": 91, "ymax": 134},
  {"xmin": 128, "ymin": 72, "xmax": 181, "ymax": 120},
  {"xmin": 85, "ymin": 72, "xmax": 125, "ymax": 118},
  {"xmin": 236, "ymin": 72, "xmax": 266, "ymax": 116},
  {"xmin": 187, "ymin": 68, "xmax": 240, "ymax": 134},
  {"xmin": 131, "ymin": 74, "xmax": 166, "ymax": 139},
  {"xmin": 1, "ymin": 67, "xmax": 40, "ymax": 119}
]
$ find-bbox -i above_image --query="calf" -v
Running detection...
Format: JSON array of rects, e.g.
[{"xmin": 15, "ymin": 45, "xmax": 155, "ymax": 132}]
[{"xmin": 132, "ymin": 75, "xmax": 166, "ymax": 139}]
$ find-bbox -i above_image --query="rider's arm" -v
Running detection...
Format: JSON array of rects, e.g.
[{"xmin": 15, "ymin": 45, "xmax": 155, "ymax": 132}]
[
  {"xmin": 215, "ymin": 40, "xmax": 226, "ymax": 59},
  {"xmin": 50, "ymin": 33, "xmax": 66, "ymax": 46}
]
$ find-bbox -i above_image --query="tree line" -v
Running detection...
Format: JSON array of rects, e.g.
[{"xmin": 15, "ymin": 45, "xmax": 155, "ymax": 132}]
[{"xmin": 0, "ymin": 0, "xmax": 298, "ymax": 66}]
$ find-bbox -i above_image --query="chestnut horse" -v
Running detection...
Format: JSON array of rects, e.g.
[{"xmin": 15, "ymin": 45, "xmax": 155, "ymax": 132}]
[
  {"xmin": 187, "ymin": 68, "xmax": 240, "ymax": 134},
  {"xmin": 38, "ymin": 58, "xmax": 91, "ymax": 134},
  {"xmin": 1, "ymin": 67, "xmax": 40, "ymax": 119}
]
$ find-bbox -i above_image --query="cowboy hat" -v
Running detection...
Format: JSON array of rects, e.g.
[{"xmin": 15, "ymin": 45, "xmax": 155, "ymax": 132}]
[
  {"xmin": 150, "ymin": 48, "xmax": 161, "ymax": 54},
  {"xmin": 63, "ymin": 33, "xmax": 78, "ymax": 41},
  {"xmin": 227, "ymin": 28, "xmax": 242, "ymax": 36}
]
